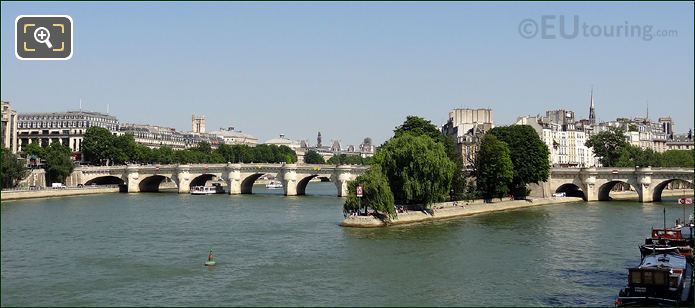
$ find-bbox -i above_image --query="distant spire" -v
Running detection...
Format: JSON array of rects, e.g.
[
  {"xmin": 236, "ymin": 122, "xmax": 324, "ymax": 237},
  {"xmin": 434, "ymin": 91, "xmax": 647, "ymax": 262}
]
[
  {"xmin": 588, "ymin": 86, "xmax": 596, "ymax": 125},
  {"xmin": 79, "ymin": 98, "xmax": 82, "ymax": 111},
  {"xmin": 317, "ymin": 131, "xmax": 322, "ymax": 148},
  {"xmin": 646, "ymin": 101, "xmax": 649, "ymax": 121}
]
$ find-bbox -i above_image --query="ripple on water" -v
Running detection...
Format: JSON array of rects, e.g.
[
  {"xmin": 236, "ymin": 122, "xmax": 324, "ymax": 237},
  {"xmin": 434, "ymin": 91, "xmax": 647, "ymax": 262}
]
[{"xmin": 2, "ymin": 187, "xmax": 692, "ymax": 306}]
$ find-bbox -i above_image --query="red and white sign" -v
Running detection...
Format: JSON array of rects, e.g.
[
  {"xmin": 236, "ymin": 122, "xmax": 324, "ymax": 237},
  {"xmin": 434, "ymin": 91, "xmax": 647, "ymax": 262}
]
[
  {"xmin": 356, "ymin": 185, "xmax": 363, "ymax": 198},
  {"xmin": 678, "ymin": 198, "xmax": 692, "ymax": 205}
]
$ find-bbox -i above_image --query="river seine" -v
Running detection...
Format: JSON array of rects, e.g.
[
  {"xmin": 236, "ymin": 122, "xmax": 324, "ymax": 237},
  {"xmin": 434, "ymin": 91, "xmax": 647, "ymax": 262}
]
[{"xmin": 2, "ymin": 183, "xmax": 693, "ymax": 306}]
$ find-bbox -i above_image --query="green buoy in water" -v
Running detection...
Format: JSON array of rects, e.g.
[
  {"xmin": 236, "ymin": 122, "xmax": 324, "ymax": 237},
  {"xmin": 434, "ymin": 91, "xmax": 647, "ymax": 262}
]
[{"xmin": 205, "ymin": 249, "xmax": 216, "ymax": 266}]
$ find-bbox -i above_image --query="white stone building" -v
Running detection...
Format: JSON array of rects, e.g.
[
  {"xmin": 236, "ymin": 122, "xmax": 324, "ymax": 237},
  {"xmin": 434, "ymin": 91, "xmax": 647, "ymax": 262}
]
[
  {"xmin": 1, "ymin": 101, "xmax": 18, "ymax": 153},
  {"xmin": 209, "ymin": 127, "xmax": 258, "ymax": 146}
]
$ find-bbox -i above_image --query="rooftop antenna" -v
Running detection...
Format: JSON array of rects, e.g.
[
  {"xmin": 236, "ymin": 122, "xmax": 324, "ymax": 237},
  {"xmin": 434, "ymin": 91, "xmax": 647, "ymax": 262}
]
[
  {"xmin": 107, "ymin": 104, "xmax": 110, "ymax": 115},
  {"xmin": 79, "ymin": 98, "xmax": 82, "ymax": 111}
]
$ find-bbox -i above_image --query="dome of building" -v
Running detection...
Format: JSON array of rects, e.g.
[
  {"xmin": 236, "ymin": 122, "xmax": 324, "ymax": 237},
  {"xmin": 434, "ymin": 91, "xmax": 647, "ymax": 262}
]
[{"xmin": 264, "ymin": 134, "xmax": 301, "ymax": 149}]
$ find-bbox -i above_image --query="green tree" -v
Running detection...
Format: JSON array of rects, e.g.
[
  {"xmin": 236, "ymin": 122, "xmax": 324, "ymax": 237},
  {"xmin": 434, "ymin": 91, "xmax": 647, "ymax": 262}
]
[
  {"xmin": 198, "ymin": 141, "xmax": 213, "ymax": 155},
  {"xmin": 585, "ymin": 127, "xmax": 629, "ymax": 167},
  {"xmin": 22, "ymin": 142, "xmax": 45, "ymax": 167},
  {"xmin": 394, "ymin": 116, "xmax": 467, "ymax": 200},
  {"xmin": 475, "ymin": 134, "xmax": 514, "ymax": 201},
  {"xmin": 276, "ymin": 145, "xmax": 297, "ymax": 163},
  {"xmin": 616, "ymin": 145, "xmax": 662, "ymax": 167},
  {"xmin": 152, "ymin": 146, "xmax": 175, "ymax": 164},
  {"xmin": 394, "ymin": 116, "xmax": 445, "ymax": 143},
  {"xmin": 489, "ymin": 125, "xmax": 550, "ymax": 198},
  {"xmin": 1, "ymin": 148, "xmax": 29, "ymax": 189},
  {"xmin": 215, "ymin": 144, "xmax": 235, "ymax": 163},
  {"xmin": 131, "ymin": 144, "xmax": 152, "ymax": 164},
  {"xmin": 343, "ymin": 166, "xmax": 396, "ymax": 220},
  {"xmin": 43, "ymin": 142, "xmax": 74, "ymax": 184},
  {"xmin": 82, "ymin": 127, "xmax": 114, "ymax": 165},
  {"xmin": 374, "ymin": 134, "xmax": 455, "ymax": 207},
  {"xmin": 304, "ymin": 150, "xmax": 325, "ymax": 164},
  {"xmin": 22, "ymin": 142, "xmax": 45, "ymax": 158},
  {"xmin": 112, "ymin": 134, "xmax": 138, "ymax": 165},
  {"xmin": 661, "ymin": 150, "xmax": 694, "ymax": 168}
]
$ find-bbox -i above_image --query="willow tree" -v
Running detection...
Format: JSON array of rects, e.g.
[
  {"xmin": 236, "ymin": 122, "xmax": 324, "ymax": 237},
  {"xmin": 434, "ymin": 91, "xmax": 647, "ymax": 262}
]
[
  {"xmin": 374, "ymin": 133, "xmax": 455, "ymax": 207},
  {"xmin": 344, "ymin": 166, "xmax": 396, "ymax": 220}
]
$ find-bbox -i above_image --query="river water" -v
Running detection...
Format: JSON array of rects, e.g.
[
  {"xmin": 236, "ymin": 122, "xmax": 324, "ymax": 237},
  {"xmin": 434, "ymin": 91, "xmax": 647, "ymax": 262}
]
[{"xmin": 2, "ymin": 183, "xmax": 693, "ymax": 306}]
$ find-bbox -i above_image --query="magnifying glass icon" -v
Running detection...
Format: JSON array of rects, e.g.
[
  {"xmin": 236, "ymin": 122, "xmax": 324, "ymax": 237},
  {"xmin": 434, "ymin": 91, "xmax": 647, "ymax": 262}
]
[{"xmin": 33, "ymin": 27, "xmax": 53, "ymax": 49}]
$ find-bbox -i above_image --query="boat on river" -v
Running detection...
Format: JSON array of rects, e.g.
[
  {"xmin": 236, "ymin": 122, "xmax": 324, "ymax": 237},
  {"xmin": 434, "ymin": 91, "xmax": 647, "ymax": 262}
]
[
  {"xmin": 265, "ymin": 181, "xmax": 283, "ymax": 189},
  {"xmin": 616, "ymin": 253, "xmax": 693, "ymax": 307},
  {"xmin": 191, "ymin": 183, "xmax": 225, "ymax": 195},
  {"xmin": 639, "ymin": 227, "xmax": 694, "ymax": 260},
  {"xmin": 617, "ymin": 215, "xmax": 694, "ymax": 307}
]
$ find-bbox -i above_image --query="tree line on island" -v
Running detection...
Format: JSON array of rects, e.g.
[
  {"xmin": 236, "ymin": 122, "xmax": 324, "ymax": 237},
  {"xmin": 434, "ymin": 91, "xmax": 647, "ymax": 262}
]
[
  {"xmin": 341, "ymin": 116, "xmax": 695, "ymax": 222},
  {"xmin": 343, "ymin": 116, "xmax": 553, "ymax": 220}
]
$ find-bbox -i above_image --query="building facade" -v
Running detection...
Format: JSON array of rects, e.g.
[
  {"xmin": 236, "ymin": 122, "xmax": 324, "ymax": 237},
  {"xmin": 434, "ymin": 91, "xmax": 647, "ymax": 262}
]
[
  {"xmin": 209, "ymin": 127, "xmax": 258, "ymax": 146},
  {"xmin": 441, "ymin": 108, "xmax": 494, "ymax": 167},
  {"xmin": 1, "ymin": 101, "xmax": 19, "ymax": 153},
  {"xmin": 596, "ymin": 117, "xmax": 673, "ymax": 153},
  {"xmin": 516, "ymin": 115, "xmax": 596, "ymax": 168},
  {"xmin": 666, "ymin": 132, "xmax": 694, "ymax": 151},
  {"xmin": 119, "ymin": 123, "xmax": 187, "ymax": 149},
  {"xmin": 191, "ymin": 114, "xmax": 206, "ymax": 133},
  {"xmin": 17, "ymin": 111, "xmax": 119, "ymax": 160}
]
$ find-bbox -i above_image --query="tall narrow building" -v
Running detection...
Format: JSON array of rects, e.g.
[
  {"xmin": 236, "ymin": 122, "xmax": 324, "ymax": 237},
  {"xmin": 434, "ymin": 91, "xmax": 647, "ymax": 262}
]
[
  {"xmin": 588, "ymin": 87, "xmax": 596, "ymax": 125},
  {"xmin": 317, "ymin": 131, "xmax": 322, "ymax": 148}
]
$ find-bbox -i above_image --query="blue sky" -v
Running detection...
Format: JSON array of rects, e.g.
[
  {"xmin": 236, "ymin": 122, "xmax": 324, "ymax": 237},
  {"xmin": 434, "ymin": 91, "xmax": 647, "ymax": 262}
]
[{"xmin": 1, "ymin": 1, "xmax": 693, "ymax": 145}]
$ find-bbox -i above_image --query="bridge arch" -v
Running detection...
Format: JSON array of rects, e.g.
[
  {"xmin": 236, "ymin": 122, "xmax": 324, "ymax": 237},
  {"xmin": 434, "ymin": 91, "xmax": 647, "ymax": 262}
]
[
  {"xmin": 598, "ymin": 180, "xmax": 640, "ymax": 201},
  {"xmin": 652, "ymin": 179, "xmax": 694, "ymax": 202},
  {"xmin": 555, "ymin": 183, "xmax": 586, "ymax": 199},
  {"xmin": 239, "ymin": 173, "xmax": 275, "ymax": 194},
  {"xmin": 138, "ymin": 175, "xmax": 173, "ymax": 192},
  {"xmin": 296, "ymin": 175, "xmax": 333, "ymax": 196},
  {"xmin": 189, "ymin": 174, "xmax": 219, "ymax": 188},
  {"xmin": 85, "ymin": 176, "xmax": 124, "ymax": 186}
]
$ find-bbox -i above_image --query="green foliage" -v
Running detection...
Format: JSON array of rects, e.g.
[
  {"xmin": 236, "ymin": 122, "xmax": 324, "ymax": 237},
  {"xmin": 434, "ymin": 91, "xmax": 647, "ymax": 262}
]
[
  {"xmin": 585, "ymin": 127, "xmax": 629, "ymax": 167},
  {"xmin": 661, "ymin": 150, "xmax": 694, "ymax": 168},
  {"xmin": 304, "ymin": 150, "xmax": 325, "ymax": 164},
  {"xmin": 450, "ymin": 166, "xmax": 467, "ymax": 201},
  {"xmin": 489, "ymin": 125, "xmax": 550, "ymax": 198},
  {"xmin": 112, "ymin": 134, "xmax": 137, "ymax": 165},
  {"xmin": 23, "ymin": 142, "xmax": 45, "ymax": 158},
  {"xmin": 344, "ymin": 166, "xmax": 396, "ymax": 220},
  {"xmin": 43, "ymin": 142, "xmax": 74, "ymax": 184},
  {"xmin": 616, "ymin": 145, "xmax": 662, "ymax": 168},
  {"xmin": 327, "ymin": 154, "xmax": 370, "ymax": 165},
  {"xmin": 394, "ymin": 116, "xmax": 445, "ymax": 143},
  {"xmin": 463, "ymin": 179, "xmax": 479, "ymax": 202},
  {"xmin": 374, "ymin": 134, "xmax": 455, "ymax": 207},
  {"xmin": 1, "ymin": 148, "xmax": 29, "ymax": 189},
  {"xmin": 195, "ymin": 141, "xmax": 213, "ymax": 155},
  {"xmin": 82, "ymin": 127, "xmax": 114, "ymax": 165},
  {"xmin": 475, "ymin": 134, "xmax": 514, "ymax": 200}
]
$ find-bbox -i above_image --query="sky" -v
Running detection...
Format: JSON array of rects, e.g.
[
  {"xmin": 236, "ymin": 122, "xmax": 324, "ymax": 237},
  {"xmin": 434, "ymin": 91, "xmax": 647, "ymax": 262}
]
[{"xmin": 1, "ymin": 1, "xmax": 693, "ymax": 145}]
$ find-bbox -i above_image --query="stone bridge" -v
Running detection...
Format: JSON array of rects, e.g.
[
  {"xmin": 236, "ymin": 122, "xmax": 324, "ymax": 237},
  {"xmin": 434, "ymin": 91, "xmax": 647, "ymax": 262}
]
[
  {"xmin": 67, "ymin": 163, "xmax": 368, "ymax": 197},
  {"xmin": 67, "ymin": 164, "xmax": 692, "ymax": 202},
  {"xmin": 536, "ymin": 167, "xmax": 693, "ymax": 203}
]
